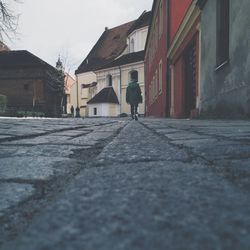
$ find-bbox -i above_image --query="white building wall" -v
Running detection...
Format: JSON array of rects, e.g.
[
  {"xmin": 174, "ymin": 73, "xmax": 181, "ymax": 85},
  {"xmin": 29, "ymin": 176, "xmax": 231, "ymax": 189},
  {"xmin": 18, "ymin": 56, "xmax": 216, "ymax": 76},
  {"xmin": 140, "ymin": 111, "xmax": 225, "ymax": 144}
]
[
  {"xmin": 127, "ymin": 27, "xmax": 148, "ymax": 53},
  {"xmin": 88, "ymin": 103, "xmax": 119, "ymax": 117},
  {"xmin": 95, "ymin": 68, "xmax": 121, "ymax": 102}
]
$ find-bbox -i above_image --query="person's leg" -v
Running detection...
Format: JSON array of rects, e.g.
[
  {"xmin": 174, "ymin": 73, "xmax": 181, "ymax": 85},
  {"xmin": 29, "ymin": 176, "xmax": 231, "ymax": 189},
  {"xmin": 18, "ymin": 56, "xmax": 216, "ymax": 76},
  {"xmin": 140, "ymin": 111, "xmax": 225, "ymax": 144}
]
[
  {"xmin": 130, "ymin": 104, "xmax": 135, "ymax": 119},
  {"xmin": 135, "ymin": 104, "xmax": 138, "ymax": 120}
]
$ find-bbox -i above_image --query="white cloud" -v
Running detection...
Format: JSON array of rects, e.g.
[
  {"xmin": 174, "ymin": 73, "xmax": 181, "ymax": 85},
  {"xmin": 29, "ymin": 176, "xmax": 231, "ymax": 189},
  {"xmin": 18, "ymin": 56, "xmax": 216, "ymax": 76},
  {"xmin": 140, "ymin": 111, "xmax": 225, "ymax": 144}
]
[{"xmin": 9, "ymin": 0, "xmax": 152, "ymax": 74}]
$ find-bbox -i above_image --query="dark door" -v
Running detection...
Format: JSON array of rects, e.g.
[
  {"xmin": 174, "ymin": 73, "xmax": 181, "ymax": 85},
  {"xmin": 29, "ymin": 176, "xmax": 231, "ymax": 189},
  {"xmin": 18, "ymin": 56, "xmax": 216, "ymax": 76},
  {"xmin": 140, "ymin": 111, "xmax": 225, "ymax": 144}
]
[{"xmin": 184, "ymin": 40, "xmax": 197, "ymax": 118}]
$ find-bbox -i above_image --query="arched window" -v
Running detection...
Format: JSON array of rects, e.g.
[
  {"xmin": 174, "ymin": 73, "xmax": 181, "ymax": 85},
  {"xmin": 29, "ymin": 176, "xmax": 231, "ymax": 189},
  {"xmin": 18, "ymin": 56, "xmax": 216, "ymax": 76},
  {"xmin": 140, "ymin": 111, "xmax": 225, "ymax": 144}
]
[
  {"xmin": 130, "ymin": 38, "xmax": 135, "ymax": 53},
  {"xmin": 107, "ymin": 74, "xmax": 112, "ymax": 86},
  {"xmin": 129, "ymin": 70, "xmax": 138, "ymax": 82}
]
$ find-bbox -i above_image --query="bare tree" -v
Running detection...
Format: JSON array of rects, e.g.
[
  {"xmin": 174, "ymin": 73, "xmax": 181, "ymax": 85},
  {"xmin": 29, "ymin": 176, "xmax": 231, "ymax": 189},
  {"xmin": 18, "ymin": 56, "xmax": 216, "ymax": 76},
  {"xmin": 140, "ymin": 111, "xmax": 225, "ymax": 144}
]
[
  {"xmin": 0, "ymin": 0, "xmax": 20, "ymax": 40},
  {"xmin": 56, "ymin": 48, "xmax": 79, "ymax": 115}
]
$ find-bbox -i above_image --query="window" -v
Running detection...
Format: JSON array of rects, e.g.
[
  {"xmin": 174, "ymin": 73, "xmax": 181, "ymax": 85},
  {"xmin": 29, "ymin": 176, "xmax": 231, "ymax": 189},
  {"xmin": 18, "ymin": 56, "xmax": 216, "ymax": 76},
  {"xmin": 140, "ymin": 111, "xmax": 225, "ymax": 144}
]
[
  {"xmin": 216, "ymin": 0, "xmax": 229, "ymax": 67},
  {"xmin": 94, "ymin": 107, "xmax": 97, "ymax": 116},
  {"xmin": 107, "ymin": 74, "xmax": 112, "ymax": 86},
  {"xmin": 154, "ymin": 22, "xmax": 157, "ymax": 51},
  {"xmin": 130, "ymin": 38, "xmax": 135, "ymax": 53},
  {"xmin": 149, "ymin": 83, "xmax": 152, "ymax": 105},
  {"xmin": 159, "ymin": 1, "xmax": 163, "ymax": 37},
  {"xmin": 153, "ymin": 75, "xmax": 155, "ymax": 102},
  {"xmin": 156, "ymin": 18, "xmax": 159, "ymax": 45},
  {"xmin": 159, "ymin": 60, "xmax": 163, "ymax": 94},
  {"xmin": 155, "ymin": 69, "xmax": 158, "ymax": 98},
  {"xmin": 24, "ymin": 84, "xmax": 29, "ymax": 91}
]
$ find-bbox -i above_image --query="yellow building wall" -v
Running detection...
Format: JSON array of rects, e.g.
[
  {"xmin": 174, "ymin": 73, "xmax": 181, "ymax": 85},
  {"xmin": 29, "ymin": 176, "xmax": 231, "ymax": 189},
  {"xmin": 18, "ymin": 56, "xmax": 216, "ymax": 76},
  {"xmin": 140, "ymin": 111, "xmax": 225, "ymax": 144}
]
[
  {"xmin": 108, "ymin": 104, "xmax": 119, "ymax": 116},
  {"xmin": 74, "ymin": 72, "xmax": 97, "ymax": 117}
]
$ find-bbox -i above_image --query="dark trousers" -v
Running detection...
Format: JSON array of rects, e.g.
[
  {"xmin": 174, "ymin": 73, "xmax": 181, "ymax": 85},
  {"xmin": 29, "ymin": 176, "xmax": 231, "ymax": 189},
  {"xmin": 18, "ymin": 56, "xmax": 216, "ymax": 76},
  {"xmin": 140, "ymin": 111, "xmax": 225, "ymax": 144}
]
[{"xmin": 130, "ymin": 104, "xmax": 138, "ymax": 118}]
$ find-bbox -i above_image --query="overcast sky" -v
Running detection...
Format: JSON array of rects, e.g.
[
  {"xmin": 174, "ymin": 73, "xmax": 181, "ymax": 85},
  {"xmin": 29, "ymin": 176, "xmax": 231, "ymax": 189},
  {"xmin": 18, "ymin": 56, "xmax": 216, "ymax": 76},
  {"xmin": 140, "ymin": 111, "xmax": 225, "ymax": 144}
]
[{"xmin": 9, "ymin": 0, "xmax": 153, "ymax": 74}]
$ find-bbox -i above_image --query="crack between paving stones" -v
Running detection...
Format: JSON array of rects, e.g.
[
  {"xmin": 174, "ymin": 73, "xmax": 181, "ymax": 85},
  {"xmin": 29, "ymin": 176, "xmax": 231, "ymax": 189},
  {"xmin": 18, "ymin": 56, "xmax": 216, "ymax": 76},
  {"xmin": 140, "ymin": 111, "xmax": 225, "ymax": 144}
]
[{"xmin": 94, "ymin": 158, "xmax": 190, "ymax": 167}]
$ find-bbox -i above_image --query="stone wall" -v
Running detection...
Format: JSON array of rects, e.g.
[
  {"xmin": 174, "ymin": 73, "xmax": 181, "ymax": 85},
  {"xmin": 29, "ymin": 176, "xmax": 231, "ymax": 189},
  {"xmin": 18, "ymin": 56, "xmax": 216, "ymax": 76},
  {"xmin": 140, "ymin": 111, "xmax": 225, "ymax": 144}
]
[{"xmin": 199, "ymin": 0, "xmax": 250, "ymax": 118}]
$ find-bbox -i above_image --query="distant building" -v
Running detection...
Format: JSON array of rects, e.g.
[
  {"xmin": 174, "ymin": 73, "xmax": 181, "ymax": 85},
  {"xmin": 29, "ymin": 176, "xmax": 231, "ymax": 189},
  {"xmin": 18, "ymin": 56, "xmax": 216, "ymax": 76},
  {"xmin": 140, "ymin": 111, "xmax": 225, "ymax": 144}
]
[
  {"xmin": 64, "ymin": 73, "xmax": 75, "ymax": 114},
  {"xmin": 75, "ymin": 11, "xmax": 151, "ymax": 117},
  {"xmin": 55, "ymin": 57, "xmax": 76, "ymax": 115},
  {"xmin": 145, "ymin": 0, "xmax": 250, "ymax": 119},
  {"xmin": 145, "ymin": 0, "xmax": 169, "ymax": 117},
  {"xmin": 0, "ymin": 50, "xmax": 64, "ymax": 117}
]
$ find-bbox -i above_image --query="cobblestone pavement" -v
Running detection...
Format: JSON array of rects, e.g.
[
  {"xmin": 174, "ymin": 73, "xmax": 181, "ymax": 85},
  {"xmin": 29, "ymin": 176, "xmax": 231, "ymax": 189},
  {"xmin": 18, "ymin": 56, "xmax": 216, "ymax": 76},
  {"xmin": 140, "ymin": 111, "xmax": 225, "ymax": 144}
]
[{"xmin": 0, "ymin": 117, "xmax": 250, "ymax": 250}]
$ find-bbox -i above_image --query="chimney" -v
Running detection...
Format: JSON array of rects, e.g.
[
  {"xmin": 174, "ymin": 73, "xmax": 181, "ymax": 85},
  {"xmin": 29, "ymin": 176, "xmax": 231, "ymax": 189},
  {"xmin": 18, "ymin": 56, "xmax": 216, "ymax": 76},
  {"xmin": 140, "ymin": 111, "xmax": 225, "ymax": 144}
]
[{"xmin": 105, "ymin": 27, "xmax": 109, "ymax": 31}]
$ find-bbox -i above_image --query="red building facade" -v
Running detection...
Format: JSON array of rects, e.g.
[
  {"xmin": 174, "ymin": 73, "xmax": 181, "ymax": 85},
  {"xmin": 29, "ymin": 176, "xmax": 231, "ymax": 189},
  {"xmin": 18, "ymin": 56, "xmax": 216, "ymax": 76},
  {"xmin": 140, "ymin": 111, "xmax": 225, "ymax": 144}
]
[
  {"xmin": 169, "ymin": 0, "xmax": 193, "ymax": 42},
  {"xmin": 168, "ymin": 1, "xmax": 201, "ymax": 118},
  {"xmin": 144, "ymin": 0, "xmax": 168, "ymax": 117},
  {"xmin": 145, "ymin": 0, "xmax": 192, "ymax": 117}
]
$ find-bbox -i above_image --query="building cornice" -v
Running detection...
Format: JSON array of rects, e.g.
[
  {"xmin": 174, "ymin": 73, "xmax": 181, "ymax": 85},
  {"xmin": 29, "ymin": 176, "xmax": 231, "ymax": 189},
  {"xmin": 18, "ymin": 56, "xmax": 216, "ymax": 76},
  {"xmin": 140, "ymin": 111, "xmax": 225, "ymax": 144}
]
[
  {"xmin": 94, "ymin": 60, "xmax": 144, "ymax": 74},
  {"xmin": 167, "ymin": 0, "xmax": 200, "ymax": 60}
]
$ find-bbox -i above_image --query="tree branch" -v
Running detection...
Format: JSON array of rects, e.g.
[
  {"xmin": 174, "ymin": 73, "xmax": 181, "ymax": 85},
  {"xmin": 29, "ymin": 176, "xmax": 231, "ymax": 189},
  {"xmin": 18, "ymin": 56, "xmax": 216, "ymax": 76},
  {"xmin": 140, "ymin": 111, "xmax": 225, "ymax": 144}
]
[{"xmin": 0, "ymin": 0, "xmax": 20, "ymax": 41}]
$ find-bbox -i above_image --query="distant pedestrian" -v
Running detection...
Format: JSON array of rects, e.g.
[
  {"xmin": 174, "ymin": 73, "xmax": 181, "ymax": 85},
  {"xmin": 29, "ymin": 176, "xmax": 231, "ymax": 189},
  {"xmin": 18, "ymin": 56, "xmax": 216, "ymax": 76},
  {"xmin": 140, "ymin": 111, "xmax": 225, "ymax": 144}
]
[
  {"xmin": 126, "ymin": 71, "xmax": 142, "ymax": 120},
  {"xmin": 75, "ymin": 106, "xmax": 80, "ymax": 118},
  {"xmin": 70, "ymin": 105, "xmax": 74, "ymax": 117}
]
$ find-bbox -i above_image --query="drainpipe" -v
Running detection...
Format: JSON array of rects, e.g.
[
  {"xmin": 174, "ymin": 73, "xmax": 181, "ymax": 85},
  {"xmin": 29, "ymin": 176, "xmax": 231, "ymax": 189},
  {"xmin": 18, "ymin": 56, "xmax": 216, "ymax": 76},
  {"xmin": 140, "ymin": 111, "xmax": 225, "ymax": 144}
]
[
  {"xmin": 166, "ymin": 0, "xmax": 171, "ymax": 117},
  {"xmin": 119, "ymin": 66, "xmax": 122, "ymax": 115}
]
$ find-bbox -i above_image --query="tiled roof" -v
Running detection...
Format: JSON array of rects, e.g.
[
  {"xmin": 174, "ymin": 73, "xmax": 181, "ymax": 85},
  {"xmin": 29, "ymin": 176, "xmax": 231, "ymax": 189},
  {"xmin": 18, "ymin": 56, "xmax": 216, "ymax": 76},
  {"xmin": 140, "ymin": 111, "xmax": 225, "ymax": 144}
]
[
  {"xmin": 127, "ymin": 11, "xmax": 152, "ymax": 35},
  {"xmin": 0, "ymin": 50, "xmax": 57, "ymax": 71},
  {"xmin": 87, "ymin": 87, "xmax": 119, "ymax": 104},
  {"xmin": 96, "ymin": 50, "xmax": 145, "ymax": 71},
  {"xmin": 75, "ymin": 11, "xmax": 151, "ymax": 75},
  {"xmin": 75, "ymin": 21, "xmax": 135, "ymax": 74}
]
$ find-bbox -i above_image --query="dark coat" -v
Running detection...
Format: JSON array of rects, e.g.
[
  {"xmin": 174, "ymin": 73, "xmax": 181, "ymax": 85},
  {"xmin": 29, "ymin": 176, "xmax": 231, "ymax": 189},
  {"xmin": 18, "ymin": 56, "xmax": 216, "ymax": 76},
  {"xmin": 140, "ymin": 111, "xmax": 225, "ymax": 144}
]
[{"xmin": 126, "ymin": 81, "xmax": 142, "ymax": 105}]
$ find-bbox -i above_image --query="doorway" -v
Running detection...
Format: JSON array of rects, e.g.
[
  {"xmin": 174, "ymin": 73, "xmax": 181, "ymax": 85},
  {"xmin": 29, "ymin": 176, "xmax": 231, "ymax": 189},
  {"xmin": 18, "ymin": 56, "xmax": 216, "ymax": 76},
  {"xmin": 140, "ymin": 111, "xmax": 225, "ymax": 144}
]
[{"xmin": 184, "ymin": 40, "xmax": 197, "ymax": 118}]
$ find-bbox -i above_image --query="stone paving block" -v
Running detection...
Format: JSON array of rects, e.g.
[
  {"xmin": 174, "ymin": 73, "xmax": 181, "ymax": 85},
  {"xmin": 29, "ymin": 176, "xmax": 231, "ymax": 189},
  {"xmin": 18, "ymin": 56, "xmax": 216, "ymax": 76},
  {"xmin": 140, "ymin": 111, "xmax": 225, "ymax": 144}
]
[
  {"xmin": 170, "ymin": 138, "xmax": 218, "ymax": 147},
  {"xmin": 0, "ymin": 144, "xmax": 86, "ymax": 158},
  {"xmin": 0, "ymin": 135, "xmax": 12, "ymax": 140},
  {"xmin": 6, "ymin": 135, "xmax": 73, "ymax": 145},
  {"xmin": 155, "ymin": 128, "xmax": 180, "ymax": 134},
  {"xmin": 52, "ymin": 131, "xmax": 90, "ymax": 137},
  {"xmin": 0, "ymin": 156, "xmax": 72, "ymax": 180},
  {"xmin": 192, "ymin": 142, "xmax": 250, "ymax": 160},
  {"xmin": 0, "ymin": 146, "xmax": 19, "ymax": 158},
  {"xmin": 163, "ymin": 131, "xmax": 210, "ymax": 140},
  {"xmin": 97, "ymin": 123, "xmax": 189, "ymax": 164},
  {"xmin": 212, "ymin": 159, "xmax": 250, "ymax": 189},
  {"xmin": 69, "ymin": 132, "xmax": 115, "ymax": 146},
  {"xmin": 0, "ymin": 183, "xmax": 34, "ymax": 216}
]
